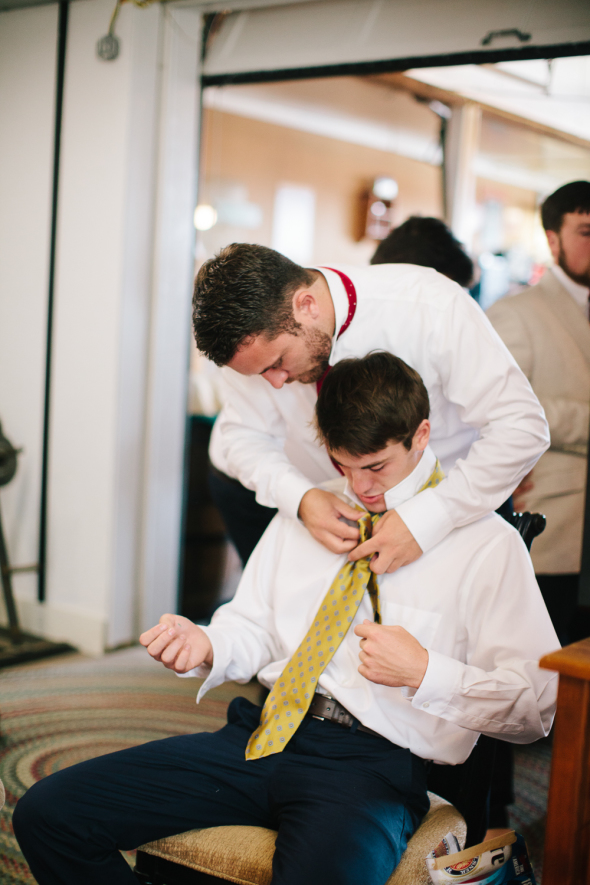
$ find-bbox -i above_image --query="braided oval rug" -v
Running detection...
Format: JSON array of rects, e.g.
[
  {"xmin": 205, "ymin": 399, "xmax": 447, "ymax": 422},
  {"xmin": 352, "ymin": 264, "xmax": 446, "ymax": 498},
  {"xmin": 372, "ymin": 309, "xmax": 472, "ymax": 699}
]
[
  {"xmin": 0, "ymin": 648, "xmax": 261, "ymax": 884},
  {"xmin": 0, "ymin": 648, "xmax": 550, "ymax": 883}
]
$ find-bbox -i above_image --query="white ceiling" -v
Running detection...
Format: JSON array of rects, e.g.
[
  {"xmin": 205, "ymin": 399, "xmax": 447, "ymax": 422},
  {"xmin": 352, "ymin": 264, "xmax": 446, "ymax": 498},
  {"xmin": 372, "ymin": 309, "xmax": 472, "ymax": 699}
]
[{"xmin": 408, "ymin": 56, "xmax": 590, "ymax": 142}]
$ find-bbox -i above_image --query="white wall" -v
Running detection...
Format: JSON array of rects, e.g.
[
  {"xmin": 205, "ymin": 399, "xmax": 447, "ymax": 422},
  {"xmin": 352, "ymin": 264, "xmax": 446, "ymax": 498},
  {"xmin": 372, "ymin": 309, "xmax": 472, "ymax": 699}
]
[
  {"xmin": 45, "ymin": 0, "xmax": 161, "ymax": 653},
  {"xmin": 138, "ymin": 6, "xmax": 202, "ymax": 635},
  {"xmin": 0, "ymin": 0, "xmax": 201, "ymax": 654},
  {"xmin": 0, "ymin": 5, "xmax": 57, "ymax": 611}
]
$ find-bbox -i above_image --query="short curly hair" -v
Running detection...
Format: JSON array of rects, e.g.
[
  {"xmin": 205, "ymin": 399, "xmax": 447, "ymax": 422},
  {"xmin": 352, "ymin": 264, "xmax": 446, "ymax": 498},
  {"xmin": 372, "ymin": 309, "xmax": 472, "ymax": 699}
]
[{"xmin": 193, "ymin": 244, "xmax": 316, "ymax": 365}]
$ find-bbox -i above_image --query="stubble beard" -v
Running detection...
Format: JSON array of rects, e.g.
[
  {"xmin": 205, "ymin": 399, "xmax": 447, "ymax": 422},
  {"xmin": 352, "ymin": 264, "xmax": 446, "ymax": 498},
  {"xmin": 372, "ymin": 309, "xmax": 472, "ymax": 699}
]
[
  {"xmin": 558, "ymin": 241, "xmax": 590, "ymax": 287},
  {"xmin": 289, "ymin": 327, "xmax": 333, "ymax": 384}
]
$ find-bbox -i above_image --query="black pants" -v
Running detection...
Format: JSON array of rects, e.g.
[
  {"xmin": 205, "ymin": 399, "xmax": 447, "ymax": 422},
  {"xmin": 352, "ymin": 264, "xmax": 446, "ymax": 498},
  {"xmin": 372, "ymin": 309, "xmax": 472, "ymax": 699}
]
[
  {"xmin": 14, "ymin": 697, "xmax": 429, "ymax": 885},
  {"xmin": 208, "ymin": 464, "xmax": 277, "ymax": 566}
]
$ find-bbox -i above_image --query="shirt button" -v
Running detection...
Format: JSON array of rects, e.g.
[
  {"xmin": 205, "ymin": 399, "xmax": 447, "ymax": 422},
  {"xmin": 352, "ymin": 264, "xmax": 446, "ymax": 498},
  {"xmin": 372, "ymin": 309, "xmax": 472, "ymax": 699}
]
[{"xmin": 422, "ymin": 702, "xmax": 430, "ymax": 709}]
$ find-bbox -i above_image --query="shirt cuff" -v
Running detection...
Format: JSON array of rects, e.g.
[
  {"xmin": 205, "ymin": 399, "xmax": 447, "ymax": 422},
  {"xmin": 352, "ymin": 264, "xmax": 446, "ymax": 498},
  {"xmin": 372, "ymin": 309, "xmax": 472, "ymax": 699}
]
[
  {"xmin": 411, "ymin": 648, "xmax": 463, "ymax": 715},
  {"xmin": 275, "ymin": 472, "xmax": 317, "ymax": 521},
  {"xmin": 175, "ymin": 626, "xmax": 233, "ymax": 702},
  {"xmin": 395, "ymin": 487, "xmax": 454, "ymax": 553}
]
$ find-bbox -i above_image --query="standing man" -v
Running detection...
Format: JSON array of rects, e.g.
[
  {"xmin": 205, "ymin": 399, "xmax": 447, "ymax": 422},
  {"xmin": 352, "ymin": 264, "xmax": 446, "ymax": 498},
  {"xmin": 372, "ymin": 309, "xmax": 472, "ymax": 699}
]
[
  {"xmin": 208, "ymin": 225, "xmax": 473, "ymax": 567},
  {"xmin": 199, "ymin": 244, "xmax": 549, "ymax": 572},
  {"xmin": 487, "ymin": 180, "xmax": 590, "ymax": 645}
]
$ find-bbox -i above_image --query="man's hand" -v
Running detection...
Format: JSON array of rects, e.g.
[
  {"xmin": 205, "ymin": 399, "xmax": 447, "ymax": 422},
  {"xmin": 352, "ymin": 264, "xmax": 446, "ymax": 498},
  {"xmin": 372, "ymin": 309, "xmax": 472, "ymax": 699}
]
[
  {"xmin": 348, "ymin": 509, "xmax": 422, "ymax": 574},
  {"xmin": 513, "ymin": 470, "xmax": 534, "ymax": 512},
  {"xmin": 355, "ymin": 620, "xmax": 428, "ymax": 689},
  {"xmin": 139, "ymin": 614, "xmax": 213, "ymax": 674},
  {"xmin": 298, "ymin": 488, "xmax": 360, "ymax": 553}
]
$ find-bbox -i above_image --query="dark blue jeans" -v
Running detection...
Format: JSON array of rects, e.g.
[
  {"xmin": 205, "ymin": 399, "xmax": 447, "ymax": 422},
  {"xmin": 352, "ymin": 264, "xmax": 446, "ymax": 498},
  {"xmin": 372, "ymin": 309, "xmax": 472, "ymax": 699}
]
[{"xmin": 14, "ymin": 697, "xmax": 429, "ymax": 885}]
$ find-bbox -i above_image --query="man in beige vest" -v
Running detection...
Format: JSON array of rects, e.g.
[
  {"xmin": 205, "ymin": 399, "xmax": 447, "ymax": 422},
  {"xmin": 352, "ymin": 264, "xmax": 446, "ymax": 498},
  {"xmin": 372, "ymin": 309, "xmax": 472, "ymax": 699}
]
[{"xmin": 487, "ymin": 180, "xmax": 590, "ymax": 644}]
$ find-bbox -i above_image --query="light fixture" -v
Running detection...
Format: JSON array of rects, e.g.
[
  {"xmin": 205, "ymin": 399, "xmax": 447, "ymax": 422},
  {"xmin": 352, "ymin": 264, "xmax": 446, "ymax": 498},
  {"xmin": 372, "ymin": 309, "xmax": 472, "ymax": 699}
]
[
  {"xmin": 372, "ymin": 177, "xmax": 398, "ymax": 202},
  {"xmin": 355, "ymin": 177, "xmax": 398, "ymax": 241},
  {"xmin": 194, "ymin": 204, "xmax": 218, "ymax": 231}
]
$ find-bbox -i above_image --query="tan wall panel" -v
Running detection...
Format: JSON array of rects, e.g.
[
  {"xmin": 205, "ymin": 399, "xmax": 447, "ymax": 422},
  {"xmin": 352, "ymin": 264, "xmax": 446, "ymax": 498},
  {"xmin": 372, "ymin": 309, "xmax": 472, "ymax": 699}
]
[{"xmin": 199, "ymin": 107, "xmax": 443, "ymax": 266}]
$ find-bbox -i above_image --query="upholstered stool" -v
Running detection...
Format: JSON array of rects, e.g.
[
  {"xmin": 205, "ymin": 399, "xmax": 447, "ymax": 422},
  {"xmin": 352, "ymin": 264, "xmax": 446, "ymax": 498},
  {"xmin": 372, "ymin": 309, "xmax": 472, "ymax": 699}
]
[{"xmin": 135, "ymin": 792, "xmax": 466, "ymax": 885}]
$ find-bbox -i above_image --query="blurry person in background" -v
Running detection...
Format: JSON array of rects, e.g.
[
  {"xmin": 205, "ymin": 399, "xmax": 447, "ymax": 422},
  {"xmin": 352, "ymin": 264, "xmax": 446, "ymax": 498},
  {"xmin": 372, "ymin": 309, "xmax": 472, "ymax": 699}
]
[
  {"xmin": 371, "ymin": 216, "xmax": 474, "ymax": 288},
  {"xmin": 487, "ymin": 180, "xmax": 590, "ymax": 647}
]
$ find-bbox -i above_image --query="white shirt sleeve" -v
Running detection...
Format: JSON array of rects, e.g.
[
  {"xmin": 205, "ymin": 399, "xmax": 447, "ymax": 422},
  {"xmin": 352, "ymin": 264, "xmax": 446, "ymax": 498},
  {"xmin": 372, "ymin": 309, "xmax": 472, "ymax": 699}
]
[
  {"xmin": 212, "ymin": 370, "xmax": 316, "ymax": 519},
  {"xmin": 182, "ymin": 517, "xmax": 287, "ymax": 701},
  {"xmin": 411, "ymin": 530, "xmax": 559, "ymax": 742},
  {"xmin": 396, "ymin": 293, "xmax": 550, "ymax": 552}
]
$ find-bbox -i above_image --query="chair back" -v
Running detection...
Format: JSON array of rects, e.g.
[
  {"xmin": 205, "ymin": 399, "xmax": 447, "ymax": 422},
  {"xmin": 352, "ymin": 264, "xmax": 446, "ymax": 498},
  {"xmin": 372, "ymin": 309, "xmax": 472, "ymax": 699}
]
[{"xmin": 505, "ymin": 511, "xmax": 546, "ymax": 551}]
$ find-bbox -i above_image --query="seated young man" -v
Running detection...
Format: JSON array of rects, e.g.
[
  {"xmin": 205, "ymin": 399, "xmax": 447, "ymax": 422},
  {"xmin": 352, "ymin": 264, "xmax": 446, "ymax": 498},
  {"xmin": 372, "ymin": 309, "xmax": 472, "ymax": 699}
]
[{"xmin": 13, "ymin": 353, "xmax": 558, "ymax": 885}]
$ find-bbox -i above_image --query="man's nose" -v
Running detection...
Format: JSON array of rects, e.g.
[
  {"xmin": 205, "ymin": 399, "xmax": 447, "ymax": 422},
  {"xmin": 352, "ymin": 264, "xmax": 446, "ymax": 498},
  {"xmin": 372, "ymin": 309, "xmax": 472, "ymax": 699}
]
[
  {"xmin": 351, "ymin": 472, "xmax": 373, "ymax": 496},
  {"xmin": 262, "ymin": 369, "xmax": 289, "ymax": 389}
]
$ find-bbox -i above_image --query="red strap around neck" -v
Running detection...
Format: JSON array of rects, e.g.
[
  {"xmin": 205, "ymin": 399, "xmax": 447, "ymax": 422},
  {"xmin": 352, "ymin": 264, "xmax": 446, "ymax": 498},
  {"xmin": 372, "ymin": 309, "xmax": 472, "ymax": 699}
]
[
  {"xmin": 321, "ymin": 267, "xmax": 357, "ymax": 339},
  {"xmin": 316, "ymin": 268, "xmax": 358, "ymax": 475},
  {"xmin": 315, "ymin": 268, "xmax": 357, "ymax": 396}
]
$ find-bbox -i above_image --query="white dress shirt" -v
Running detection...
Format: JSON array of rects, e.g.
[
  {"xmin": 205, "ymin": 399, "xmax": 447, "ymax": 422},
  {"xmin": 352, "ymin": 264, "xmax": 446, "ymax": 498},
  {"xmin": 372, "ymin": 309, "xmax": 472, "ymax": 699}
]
[
  {"xmin": 188, "ymin": 446, "xmax": 559, "ymax": 766},
  {"xmin": 209, "ymin": 263, "xmax": 549, "ymax": 554},
  {"xmin": 551, "ymin": 265, "xmax": 590, "ymax": 319}
]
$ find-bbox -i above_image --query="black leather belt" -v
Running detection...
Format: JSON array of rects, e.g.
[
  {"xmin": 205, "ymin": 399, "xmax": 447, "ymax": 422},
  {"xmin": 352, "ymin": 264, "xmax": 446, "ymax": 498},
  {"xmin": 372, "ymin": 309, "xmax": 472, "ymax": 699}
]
[{"xmin": 307, "ymin": 693, "xmax": 382, "ymax": 738}]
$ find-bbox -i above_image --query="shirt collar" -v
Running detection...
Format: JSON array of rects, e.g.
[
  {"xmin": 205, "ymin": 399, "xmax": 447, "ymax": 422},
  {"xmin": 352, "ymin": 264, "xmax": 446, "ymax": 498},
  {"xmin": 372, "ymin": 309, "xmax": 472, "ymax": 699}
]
[
  {"xmin": 550, "ymin": 265, "xmax": 589, "ymax": 316},
  {"xmin": 311, "ymin": 266, "xmax": 348, "ymax": 366},
  {"xmin": 343, "ymin": 446, "xmax": 437, "ymax": 512}
]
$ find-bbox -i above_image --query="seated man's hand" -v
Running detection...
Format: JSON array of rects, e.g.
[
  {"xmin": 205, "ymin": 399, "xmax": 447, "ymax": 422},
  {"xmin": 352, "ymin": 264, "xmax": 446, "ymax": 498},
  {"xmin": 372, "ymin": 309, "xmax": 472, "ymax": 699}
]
[
  {"xmin": 355, "ymin": 620, "xmax": 428, "ymax": 689},
  {"xmin": 139, "ymin": 614, "xmax": 213, "ymax": 674},
  {"xmin": 298, "ymin": 488, "xmax": 360, "ymax": 553},
  {"xmin": 348, "ymin": 509, "xmax": 422, "ymax": 574}
]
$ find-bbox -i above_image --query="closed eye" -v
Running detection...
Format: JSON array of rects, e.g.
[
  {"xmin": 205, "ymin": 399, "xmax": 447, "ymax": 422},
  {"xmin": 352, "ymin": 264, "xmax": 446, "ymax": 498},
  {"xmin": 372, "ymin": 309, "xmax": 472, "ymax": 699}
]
[{"xmin": 261, "ymin": 357, "xmax": 283, "ymax": 375}]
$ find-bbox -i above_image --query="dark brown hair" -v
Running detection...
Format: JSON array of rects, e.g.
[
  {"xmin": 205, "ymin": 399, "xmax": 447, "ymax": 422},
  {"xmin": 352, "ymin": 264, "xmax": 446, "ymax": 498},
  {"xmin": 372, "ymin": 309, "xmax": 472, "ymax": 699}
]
[
  {"xmin": 541, "ymin": 181, "xmax": 590, "ymax": 233},
  {"xmin": 193, "ymin": 243, "xmax": 316, "ymax": 365},
  {"xmin": 315, "ymin": 351, "xmax": 430, "ymax": 456},
  {"xmin": 371, "ymin": 216, "xmax": 473, "ymax": 287}
]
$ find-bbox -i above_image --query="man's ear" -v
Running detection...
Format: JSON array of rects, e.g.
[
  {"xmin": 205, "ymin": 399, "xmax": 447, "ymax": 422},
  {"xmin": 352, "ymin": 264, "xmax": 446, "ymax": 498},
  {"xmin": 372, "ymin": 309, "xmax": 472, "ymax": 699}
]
[
  {"xmin": 413, "ymin": 419, "xmax": 431, "ymax": 452},
  {"xmin": 293, "ymin": 287, "xmax": 320, "ymax": 323},
  {"xmin": 545, "ymin": 229, "xmax": 560, "ymax": 264}
]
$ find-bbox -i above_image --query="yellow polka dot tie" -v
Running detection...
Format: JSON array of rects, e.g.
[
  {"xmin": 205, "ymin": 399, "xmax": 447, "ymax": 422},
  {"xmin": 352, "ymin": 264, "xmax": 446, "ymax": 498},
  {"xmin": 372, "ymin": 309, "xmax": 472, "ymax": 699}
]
[{"xmin": 245, "ymin": 459, "xmax": 445, "ymax": 760}]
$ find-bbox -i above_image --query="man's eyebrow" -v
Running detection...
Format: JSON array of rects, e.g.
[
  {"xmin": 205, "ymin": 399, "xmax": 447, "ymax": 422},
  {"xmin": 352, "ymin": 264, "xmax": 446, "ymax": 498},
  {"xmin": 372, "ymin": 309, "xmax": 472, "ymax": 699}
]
[{"xmin": 331, "ymin": 456, "xmax": 388, "ymax": 470}]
